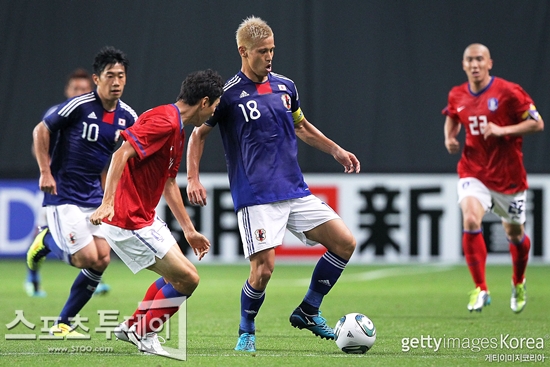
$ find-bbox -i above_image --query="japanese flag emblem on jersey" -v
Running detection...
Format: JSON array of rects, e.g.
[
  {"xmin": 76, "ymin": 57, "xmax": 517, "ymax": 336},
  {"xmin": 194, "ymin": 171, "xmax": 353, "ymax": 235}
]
[
  {"xmin": 255, "ymin": 228, "xmax": 267, "ymax": 242},
  {"xmin": 488, "ymin": 98, "xmax": 498, "ymax": 112},
  {"xmin": 281, "ymin": 94, "xmax": 291, "ymax": 110},
  {"xmin": 118, "ymin": 118, "xmax": 126, "ymax": 126}
]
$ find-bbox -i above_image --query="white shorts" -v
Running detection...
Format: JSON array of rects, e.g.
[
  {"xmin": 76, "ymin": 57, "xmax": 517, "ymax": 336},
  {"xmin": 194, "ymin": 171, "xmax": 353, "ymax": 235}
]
[
  {"xmin": 101, "ymin": 216, "xmax": 175, "ymax": 274},
  {"xmin": 46, "ymin": 204, "xmax": 105, "ymax": 263},
  {"xmin": 457, "ymin": 177, "xmax": 526, "ymax": 224},
  {"xmin": 237, "ymin": 195, "xmax": 340, "ymax": 259}
]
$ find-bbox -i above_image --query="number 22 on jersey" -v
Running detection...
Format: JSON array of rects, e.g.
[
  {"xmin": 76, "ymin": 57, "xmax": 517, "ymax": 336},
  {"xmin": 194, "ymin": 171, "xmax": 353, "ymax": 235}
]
[{"xmin": 468, "ymin": 115, "xmax": 487, "ymax": 135}]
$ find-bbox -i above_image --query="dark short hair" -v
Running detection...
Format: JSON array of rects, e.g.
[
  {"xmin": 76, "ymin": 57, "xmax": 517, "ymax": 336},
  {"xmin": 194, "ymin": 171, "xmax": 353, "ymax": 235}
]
[
  {"xmin": 66, "ymin": 68, "xmax": 93, "ymax": 86},
  {"xmin": 176, "ymin": 69, "xmax": 224, "ymax": 106},
  {"xmin": 92, "ymin": 46, "xmax": 129, "ymax": 75}
]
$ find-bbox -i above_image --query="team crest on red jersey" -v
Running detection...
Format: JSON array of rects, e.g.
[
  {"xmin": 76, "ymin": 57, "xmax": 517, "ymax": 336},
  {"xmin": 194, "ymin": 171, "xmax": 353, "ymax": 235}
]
[
  {"xmin": 281, "ymin": 94, "xmax": 291, "ymax": 110},
  {"xmin": 255, "ymin": 228, "xmax": 267, "ymax": 242},
  {"xmin": 488, "ymin": 98, "xmax": 498, "ymax": 112}
]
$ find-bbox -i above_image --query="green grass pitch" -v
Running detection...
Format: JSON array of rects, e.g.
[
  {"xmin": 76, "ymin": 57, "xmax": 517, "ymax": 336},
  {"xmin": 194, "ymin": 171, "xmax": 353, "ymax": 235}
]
[{"xmin": 0, "ymin": 259, "xmax": 548, "ymax": 366}]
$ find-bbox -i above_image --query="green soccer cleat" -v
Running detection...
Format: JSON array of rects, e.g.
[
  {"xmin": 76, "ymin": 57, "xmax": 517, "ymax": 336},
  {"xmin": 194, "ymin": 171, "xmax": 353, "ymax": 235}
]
[
  {"xmin": 26, "ymin": 227, "xmax": 51, "ymax": 271},
  {"xmin": 467, "ymin": 287, "xmax": 491, "ymax": 312},
  {"xmin": 511, "ymin": 279, "xmax": 527, "ymax": 313},
  {"xmin": 50, "ymin": 323, "xmax": 87, "ymax": 338}
]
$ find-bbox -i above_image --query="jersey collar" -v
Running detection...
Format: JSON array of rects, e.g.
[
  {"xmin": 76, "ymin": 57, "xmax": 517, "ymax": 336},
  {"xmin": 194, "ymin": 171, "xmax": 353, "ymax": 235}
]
[
  {"xmin": 171, "ymin": 104, "xmax": 184, "ymax": 132},
  {"xmin": 468, "ymin": 76, "xmax": 494, "ymax": 97}
]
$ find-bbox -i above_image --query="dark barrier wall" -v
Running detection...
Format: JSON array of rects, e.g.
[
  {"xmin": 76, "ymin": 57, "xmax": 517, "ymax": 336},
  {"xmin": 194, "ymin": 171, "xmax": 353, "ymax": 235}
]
[{"xmin": 1, "ymin": 0, "xmax": 549, "ymax": 178}]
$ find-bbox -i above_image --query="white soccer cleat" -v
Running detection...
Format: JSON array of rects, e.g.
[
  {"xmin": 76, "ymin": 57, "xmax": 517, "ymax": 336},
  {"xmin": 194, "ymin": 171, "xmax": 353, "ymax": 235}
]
[
  {"xmin": 113, "ymin": 322, "xmax": 132, "ymax": 344},
  {"xmin": 511, "ymin": 279, "xmax": 527, "ymax": 313},
  {"xmin": 127, "ymin": 324, "xmax": 169, "ymax": 356},
  {"xmin": 467, "ymin": 287, "xmax": 491, "ymax": 312}
]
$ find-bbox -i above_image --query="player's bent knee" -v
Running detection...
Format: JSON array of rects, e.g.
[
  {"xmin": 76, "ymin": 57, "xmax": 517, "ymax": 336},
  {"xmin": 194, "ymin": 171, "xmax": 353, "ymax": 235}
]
[
  {"xmin": 341, "ymin": 239, "xmax": 356, "ymax": 259},
  {"xmin": 258, "ymin": 267, "xmax": 273, "ymax": 282},
  {"xmin": 462, "ymin": 215, "xmax": 481, "ymax": 231},
  {"xmin": 173, "ymin": 267, "xmax": 200, "ymax": 290},
  {"xmin": 93, "ymin": 257, "xmax": 110, "ymax": 271},
  {"xmin": 171, "ymin": 276, "xmax": 199, "ymax": 295}
]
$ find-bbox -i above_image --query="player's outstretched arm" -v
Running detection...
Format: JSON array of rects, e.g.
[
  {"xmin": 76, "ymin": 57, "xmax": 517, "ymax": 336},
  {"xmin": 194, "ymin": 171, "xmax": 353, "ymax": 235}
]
[
  {"xmin": 186, "ymin": 124, "xmax": 213, "ymax": 206},
  {"xmin": 90, "ymin": 141, "xmax": 136, "ymax": 225},
  {"xmin": 164, "ymin": 177, "xmax": 210, "ymax": 260},
  {"xmin": 294, "ymin": 118, "xmax": 360, "ymax": 173}
]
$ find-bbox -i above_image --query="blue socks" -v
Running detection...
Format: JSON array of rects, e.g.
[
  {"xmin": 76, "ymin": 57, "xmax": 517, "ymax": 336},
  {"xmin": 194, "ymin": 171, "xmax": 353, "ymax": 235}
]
[
  {"xmin": 58, "ymin": 268, "xmax": 102, "ymax": 325},
  {"xmin": 301, "ymin": 251, "xmax": 348, "ymax": 314},
  {"xmin": 239, "ymin": 280, "xmax": 265, "ymax": 334},
  {"xmin": 237, "ymin": 252, "xmax": 347, "ymax": 333}
]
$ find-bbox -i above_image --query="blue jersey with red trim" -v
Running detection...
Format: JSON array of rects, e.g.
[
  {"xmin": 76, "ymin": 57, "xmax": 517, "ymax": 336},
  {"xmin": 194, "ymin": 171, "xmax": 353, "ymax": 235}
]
[
  {"xmin": 207, "ymin": 71, "xmax": 310, "ymax": 211},
  {"xmin": 42, "ymin": 91, "xmax": 137, "ymax": 207}
]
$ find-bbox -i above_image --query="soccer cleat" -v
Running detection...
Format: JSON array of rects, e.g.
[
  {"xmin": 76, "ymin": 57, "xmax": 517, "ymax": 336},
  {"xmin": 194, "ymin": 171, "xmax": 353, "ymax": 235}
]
[
  {"xmin": 127, "ymin": 324, "xmax": 169, "ymax": 356},
  {"xmin": 114, "ymin": 322, "xmax": 132, "ymax": 343},
  {"xmin": 24, "ymin": 282, "xmax": 47, "ymax": 297},
  {"xmin": 26, "ymin": 227, "xmax": 51, "ymax": 271},
  {"xmin": 234, "ymin": 332, "xmax": 256, "ymax": 352},
  {"xmin": 511, "ymin": 279, "xmax": 527, "ymax": 313},
  {"xmin": 50, "ymin": 323, "xmax": 86, "ymax": 338},
  {"xmin": 467, "ymin": 287, "xmax": 491, "ymax": 312},
  {"xmin": 93, "ymin": 282, "xmax": 111, "ymax": 296},
  {"xmin": 289, "ymin": 307, "xmax": 335, "ymax": 340}
]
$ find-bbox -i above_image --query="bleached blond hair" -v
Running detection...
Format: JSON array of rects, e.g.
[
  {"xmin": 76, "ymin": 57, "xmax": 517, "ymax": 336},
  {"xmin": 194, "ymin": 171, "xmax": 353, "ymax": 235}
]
[{"xmin": 236, "ymin": 16, "xmax": 273, "ymax": 49}]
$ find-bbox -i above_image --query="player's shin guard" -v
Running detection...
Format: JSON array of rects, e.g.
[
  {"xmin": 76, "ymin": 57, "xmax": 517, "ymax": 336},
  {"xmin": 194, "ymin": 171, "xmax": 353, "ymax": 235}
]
[
  {"xmin": 509, "ymin": 235, "xmax": 530, "ymax": 285},
  {"xmin": 462, "ymin": 230, "xmax": 487, "ymax": 291},
  {"xmin": 135, "ymin": 283, "xmax": 187, "ymax": 336},
  {"xmin": 58, "ymin": 268, "xmax": 102, "ymax": 325},
  {"xmin": 301, "ymin": 251, "xmax": 348, "ymax": 314},
  {"xmin": 128, "ymin": 277, "xmax": 167, "ymax": 327},
  {"xmin": 239, "ymin": 280, "xmax": 265, "ymax": 334}
]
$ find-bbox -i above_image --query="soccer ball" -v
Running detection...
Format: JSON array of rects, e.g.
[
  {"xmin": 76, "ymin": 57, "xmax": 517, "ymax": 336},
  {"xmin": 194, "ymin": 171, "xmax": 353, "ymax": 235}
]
[{"xmin": 334, "ymin": 313, "xmax": 376, "ymax": 354}]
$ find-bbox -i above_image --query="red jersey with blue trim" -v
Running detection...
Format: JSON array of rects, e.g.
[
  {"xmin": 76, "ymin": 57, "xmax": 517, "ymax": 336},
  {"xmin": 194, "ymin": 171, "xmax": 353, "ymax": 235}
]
[
  {"xmin": 106, "ymin": 104, "xmax": 184, "ymax": 230},
  {"xmin": 206, "ymin": 71, "xmax": 310, "ymax": 212},
  {"xmin": 43, "ymin": 91, "xmax": 137, "ymax": 207},
  {"xmin": 442, "ymin": 77, "xmax": 540, "ymax": 194}
]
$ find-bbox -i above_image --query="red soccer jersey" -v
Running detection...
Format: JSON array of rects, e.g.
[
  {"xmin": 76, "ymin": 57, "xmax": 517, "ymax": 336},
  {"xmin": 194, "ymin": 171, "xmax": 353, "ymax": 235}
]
[
  {"xmin": 443, "ymin": 77, "xmax": 539, "ymax": 194},
  {"xmin": 106, "ymin": 104, "xmax": 184, "ymax": 230}
]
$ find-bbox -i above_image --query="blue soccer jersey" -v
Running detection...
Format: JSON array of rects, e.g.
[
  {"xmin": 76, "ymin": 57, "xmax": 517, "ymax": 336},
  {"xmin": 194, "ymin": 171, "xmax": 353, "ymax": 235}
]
[
  {"xmin": 42, "ymin": 104, "xmax": 61, "ymax": 155},
  {"xmin": 42, "ymin": 91, "xmax": 137, "ymax": 207},
  {"xmin": 207, "ymin": 71, "xmax": 311, "ymax": 211}
]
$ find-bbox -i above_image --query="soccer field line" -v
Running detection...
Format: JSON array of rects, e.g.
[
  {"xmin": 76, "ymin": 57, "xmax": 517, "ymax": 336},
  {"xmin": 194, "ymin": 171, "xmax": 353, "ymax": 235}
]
[
  {"xmin": 0, "ymin": 347, "xmax": 370, "ymax": 360},
  {"xmin": 349, "ymin": 264, "xmax": 455, "ymax": 281},
  {"xmin": 288, "ymin": 264, "xmax": 455, "ymax": 287},
  {"xmin": 0, "ymin": 351, "xmax": 367, "ymax": 358}
]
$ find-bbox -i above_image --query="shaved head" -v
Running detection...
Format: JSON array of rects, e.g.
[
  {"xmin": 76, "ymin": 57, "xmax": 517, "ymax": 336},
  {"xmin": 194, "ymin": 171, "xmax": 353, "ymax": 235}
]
[
  {"xmin": 462, "ymin": 43, "xmax": 493, "ymax": 92},
  {"xmin": 463, "ymin": 43, "xmax": 491, "ymax": 60}
]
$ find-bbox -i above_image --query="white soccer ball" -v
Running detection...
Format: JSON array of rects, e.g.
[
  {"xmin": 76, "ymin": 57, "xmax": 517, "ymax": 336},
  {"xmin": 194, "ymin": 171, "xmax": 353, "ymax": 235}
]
[{"xmin": 334, "ymin": 313, "xmax": 376, "ymax": 354}]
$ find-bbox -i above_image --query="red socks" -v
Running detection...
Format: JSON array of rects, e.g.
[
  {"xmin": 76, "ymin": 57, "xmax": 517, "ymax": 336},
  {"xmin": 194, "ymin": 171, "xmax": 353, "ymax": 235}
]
[
  {"xmin": 130, "ymin": 279, "xmax": 187, "ymax": 336},
  {"xmin": 462, "ymin": 231, "xmax": 487, "ymax": 291},
  {"xmin": 127, "ymin": 277, "xmax": 167, "ymax": 327},
  {"xmin": 509, "ymin": 235, "xmax": 530, "ymax": 285}
]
